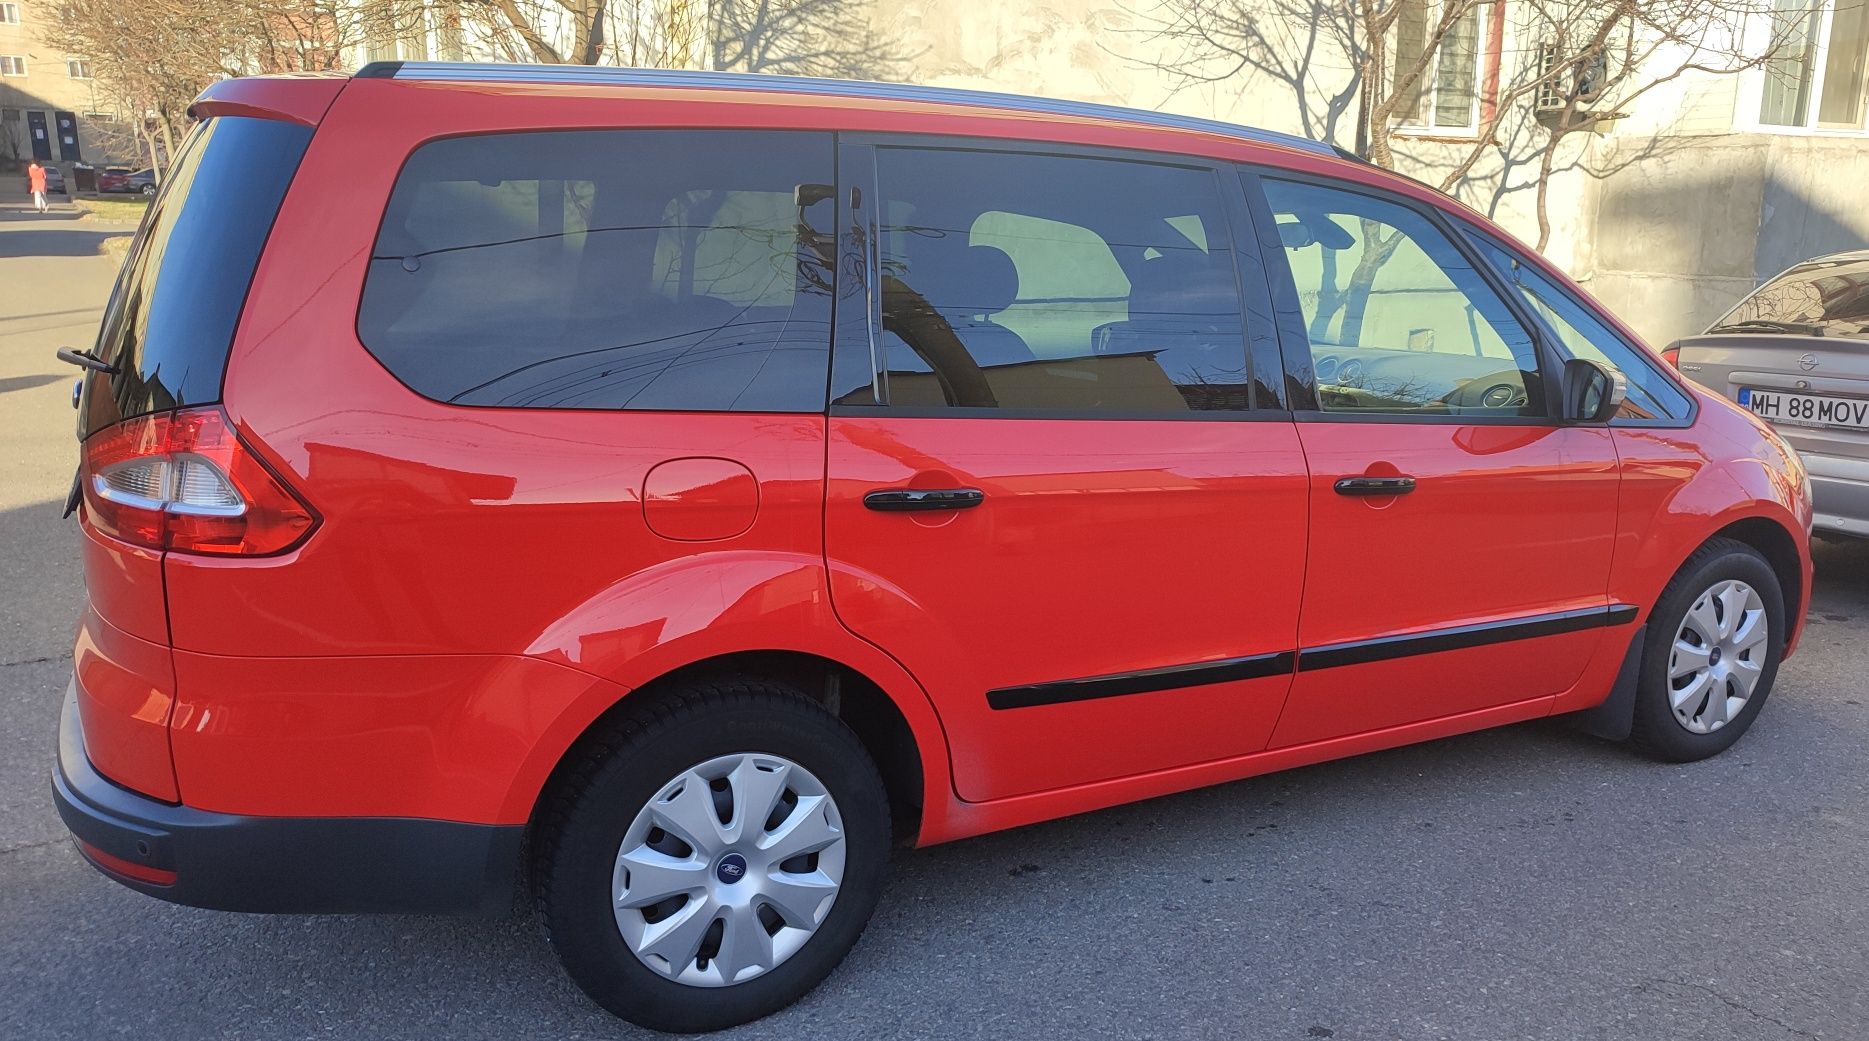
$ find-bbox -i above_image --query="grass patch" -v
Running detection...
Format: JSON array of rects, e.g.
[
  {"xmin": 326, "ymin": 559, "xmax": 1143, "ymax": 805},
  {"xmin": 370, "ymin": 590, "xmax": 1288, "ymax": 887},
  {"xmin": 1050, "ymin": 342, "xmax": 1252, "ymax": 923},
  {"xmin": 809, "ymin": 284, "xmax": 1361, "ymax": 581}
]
[
  {"xmin": 76, "ymin": 195, "xmax": 151, "ymax": 224},
  {"xmin": 99, "ymin": 232, "xmax": 135, "ymax": 264}
]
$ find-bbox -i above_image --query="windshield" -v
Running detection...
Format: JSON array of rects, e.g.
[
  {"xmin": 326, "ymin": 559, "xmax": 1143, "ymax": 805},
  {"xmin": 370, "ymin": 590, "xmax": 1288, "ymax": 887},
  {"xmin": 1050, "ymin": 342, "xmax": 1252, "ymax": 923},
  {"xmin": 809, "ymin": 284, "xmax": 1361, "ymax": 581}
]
[{"xmin": 1708, "ymin": 256, "xmax": 1869, "ymax": 339}]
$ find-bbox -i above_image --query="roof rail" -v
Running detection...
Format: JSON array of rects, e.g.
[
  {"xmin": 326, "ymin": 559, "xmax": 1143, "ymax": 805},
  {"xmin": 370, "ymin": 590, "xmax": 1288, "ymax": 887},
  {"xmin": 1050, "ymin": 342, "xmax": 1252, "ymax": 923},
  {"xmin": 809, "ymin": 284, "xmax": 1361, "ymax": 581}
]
[{"xmin": 359, "ymin": 61, "xmax": 1346, "ymax": 159}]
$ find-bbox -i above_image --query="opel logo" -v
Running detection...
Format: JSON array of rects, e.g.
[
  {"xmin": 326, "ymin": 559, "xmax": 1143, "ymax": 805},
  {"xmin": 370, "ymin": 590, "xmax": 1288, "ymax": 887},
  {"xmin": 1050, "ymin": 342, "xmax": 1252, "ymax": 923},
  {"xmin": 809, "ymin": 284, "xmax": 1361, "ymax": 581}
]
[{"xmin": 1797, "ymin": 352, "xmax": 1819, "ymax": 372}]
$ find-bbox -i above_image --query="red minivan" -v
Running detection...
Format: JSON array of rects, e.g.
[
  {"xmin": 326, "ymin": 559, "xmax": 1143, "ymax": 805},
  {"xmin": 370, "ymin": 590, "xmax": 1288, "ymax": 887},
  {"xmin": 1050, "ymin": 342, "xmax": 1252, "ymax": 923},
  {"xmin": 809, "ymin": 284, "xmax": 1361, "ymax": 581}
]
[{"xmin": 54, "ymin": 63, "xmax": 1812, "ymax": 1032}]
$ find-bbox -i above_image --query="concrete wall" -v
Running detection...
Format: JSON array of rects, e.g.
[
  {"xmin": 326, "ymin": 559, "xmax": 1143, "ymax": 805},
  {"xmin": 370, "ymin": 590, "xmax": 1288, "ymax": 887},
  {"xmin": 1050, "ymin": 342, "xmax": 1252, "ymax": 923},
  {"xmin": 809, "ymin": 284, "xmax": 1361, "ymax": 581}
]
[{"xmin": 1586, "ymin": 134, "xmax": 1869, "ymax": 345}]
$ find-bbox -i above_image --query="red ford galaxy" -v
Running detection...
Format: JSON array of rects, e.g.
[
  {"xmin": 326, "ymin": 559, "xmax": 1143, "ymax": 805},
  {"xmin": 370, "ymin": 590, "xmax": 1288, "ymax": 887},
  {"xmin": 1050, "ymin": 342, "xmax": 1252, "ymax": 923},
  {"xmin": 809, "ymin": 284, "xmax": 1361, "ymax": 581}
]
[{"xmin": 54, "ymin": 63, "xmax": 1812, "ymax": 1032}]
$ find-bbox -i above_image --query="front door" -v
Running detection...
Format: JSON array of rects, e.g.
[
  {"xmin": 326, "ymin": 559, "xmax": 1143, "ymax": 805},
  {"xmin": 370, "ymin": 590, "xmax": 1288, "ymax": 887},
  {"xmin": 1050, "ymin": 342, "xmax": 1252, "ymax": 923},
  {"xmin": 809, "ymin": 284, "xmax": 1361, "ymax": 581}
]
[
  {"xmin": 825, "ymin": 142, "xmax": 1309, "ymax": 803},
  {"xmin": 1251, "ymin": 174, "xmax": 1623, "ymax": 748},
  {"xmin": 26, "ymin": 110, "xmax": 51, "ymax": 160}
]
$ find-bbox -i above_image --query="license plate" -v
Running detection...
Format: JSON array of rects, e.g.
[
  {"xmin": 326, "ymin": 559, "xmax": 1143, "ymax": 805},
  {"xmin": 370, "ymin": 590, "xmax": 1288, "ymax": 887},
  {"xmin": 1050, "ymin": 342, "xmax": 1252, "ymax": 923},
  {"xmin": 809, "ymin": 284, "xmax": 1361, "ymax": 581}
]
[{"xmin": 1738, "ymin": 387, "xmax": 1869, "ymax": 430}]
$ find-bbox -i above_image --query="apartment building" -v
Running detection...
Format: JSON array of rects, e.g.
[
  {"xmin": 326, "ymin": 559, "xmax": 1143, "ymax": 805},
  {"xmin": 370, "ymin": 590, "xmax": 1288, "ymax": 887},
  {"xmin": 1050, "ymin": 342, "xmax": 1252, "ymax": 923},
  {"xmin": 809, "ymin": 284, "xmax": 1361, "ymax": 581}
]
[{"xmin": 0, "ymin": 0, "xmax": 129, "ymax": 172}]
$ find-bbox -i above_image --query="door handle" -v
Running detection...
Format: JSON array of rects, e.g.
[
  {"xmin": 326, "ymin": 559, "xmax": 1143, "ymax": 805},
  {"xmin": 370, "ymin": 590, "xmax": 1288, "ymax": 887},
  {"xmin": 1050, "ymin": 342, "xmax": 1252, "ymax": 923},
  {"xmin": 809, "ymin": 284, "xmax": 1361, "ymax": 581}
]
[
  {"xmin": 1333, "ymin": 475, "xmax": 1417, "ymax": 496},
  {"xmin": 863, "ymin": 488, "xmax": 985, "ymax": 512}
]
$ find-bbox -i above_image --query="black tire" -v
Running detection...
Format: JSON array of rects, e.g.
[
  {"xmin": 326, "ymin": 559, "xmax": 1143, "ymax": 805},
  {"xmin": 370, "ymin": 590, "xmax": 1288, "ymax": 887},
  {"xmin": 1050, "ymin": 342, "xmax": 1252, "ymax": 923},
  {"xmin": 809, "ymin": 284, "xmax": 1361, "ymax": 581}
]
[
  {"xmin": 1628, "ymin": 537, "xmax": 1785, "ymax": 762},
  {"xmin": 534, "ymin": 680, "xmax": 891, "ymax": 1033}
]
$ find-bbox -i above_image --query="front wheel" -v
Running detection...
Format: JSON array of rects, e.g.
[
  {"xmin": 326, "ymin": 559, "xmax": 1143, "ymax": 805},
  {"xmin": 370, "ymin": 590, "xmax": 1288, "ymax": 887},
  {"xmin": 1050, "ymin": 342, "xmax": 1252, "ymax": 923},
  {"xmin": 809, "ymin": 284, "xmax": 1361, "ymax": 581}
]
[
  {"xmin": 1629, "ymin": 538, "xmax": 1786, "ymax": 762},
  {"xmin": 535, "ymin": 680, "xmax": 891, "ymax": 1033}
]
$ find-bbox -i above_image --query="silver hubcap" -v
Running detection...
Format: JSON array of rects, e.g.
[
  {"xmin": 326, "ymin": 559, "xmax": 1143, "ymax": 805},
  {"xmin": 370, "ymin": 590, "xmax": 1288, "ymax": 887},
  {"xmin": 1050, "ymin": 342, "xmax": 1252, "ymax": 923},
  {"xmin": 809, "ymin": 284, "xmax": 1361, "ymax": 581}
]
[
  {"xmin": 612, "ymin": 753, "xmax": 845, "ymax": 987},
  {"xmin": 1668, "ymin": 579, "xmax": 1769, "ymax": 734}
]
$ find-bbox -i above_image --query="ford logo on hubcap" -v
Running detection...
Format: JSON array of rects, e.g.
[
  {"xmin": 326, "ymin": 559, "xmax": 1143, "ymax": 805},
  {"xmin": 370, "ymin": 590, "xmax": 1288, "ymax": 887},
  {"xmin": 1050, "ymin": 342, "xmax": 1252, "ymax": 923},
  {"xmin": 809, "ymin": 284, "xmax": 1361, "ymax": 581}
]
[{"xmin": 716, "ymin": 853, "xmax": 748, "ymax": 884}]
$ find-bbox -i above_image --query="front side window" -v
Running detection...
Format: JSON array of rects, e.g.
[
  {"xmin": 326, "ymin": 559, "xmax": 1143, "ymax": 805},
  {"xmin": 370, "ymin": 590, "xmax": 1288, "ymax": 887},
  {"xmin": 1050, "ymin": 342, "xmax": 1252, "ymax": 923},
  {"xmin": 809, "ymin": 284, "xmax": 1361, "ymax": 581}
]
[
  {"xmin": 1470, "ymin": 235, "xmax": 1693, "ymax": 422},
  {"xmin": 864, "ymin": 148, "xmax": 1249, "ymax": 413},
  {"xmin": 0, "ymin": 56, "xmax": 25, "ymax": 76},
  {"xmin": 358, "ymin": 130, "xmax": 835, "ymax": 412},
  {"xmin": 1711, "ymin": 254, "xmax": 1869, "ymax": 339},
  {"xmin": 1263, "ymin": 178, "xmax": 1543, "ymax": 417},
  {"xmin": 0, "ymin": 5, "xmax": 20, "ymax": 25},
  {"xmin": 67, "ymin": 60, "xmax": 92, "ymax": 79}
]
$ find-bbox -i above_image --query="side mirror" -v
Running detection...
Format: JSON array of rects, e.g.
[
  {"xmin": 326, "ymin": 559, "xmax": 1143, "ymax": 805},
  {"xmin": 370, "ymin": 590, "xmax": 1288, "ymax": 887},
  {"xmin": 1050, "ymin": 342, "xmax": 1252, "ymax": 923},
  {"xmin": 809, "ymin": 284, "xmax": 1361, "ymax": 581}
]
[{"xmin": 1562, "ymin": 357, "xmax": 1627, "ymax": 422}]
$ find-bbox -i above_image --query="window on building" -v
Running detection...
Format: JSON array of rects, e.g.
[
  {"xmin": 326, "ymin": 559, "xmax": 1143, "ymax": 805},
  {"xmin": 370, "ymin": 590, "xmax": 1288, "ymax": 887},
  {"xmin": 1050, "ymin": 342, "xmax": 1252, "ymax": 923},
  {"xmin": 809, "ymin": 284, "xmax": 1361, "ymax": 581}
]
[
  {"xmin": 0, "ymin": 56, "xmax": 26, "ymax": 77},
  {"xmin": 1391, "ymin": 0, "xmax": 1487, "ymax": 132},
  {"xmin": 0, "ymin": 4, "xmax": 20, "ymax": 25},
  {"xmin": 1760, "ymin": 0, "xmax": 1869, "ymax": 129},
  {"xmin": 67, "ymin": 60, "xmax": 93, "ymax": 80}
]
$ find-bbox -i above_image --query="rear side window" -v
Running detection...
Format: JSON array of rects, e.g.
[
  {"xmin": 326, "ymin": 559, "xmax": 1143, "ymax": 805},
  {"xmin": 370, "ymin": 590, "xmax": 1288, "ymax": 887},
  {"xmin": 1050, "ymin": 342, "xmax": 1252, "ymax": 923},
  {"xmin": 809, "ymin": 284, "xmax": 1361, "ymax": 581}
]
[
  {"xmin": 864, "ymin": 148, "xmax": 1249, "ymax": 413},
  {"xmin": 357, "ymin": 130, "xmax": 836, "ymax": 411},
  {"xmin": 84, "ymin": 116, "xmax": 313, "ymax": 437},
  {"xmin": 1711, "ymin": 255, "xmax": 1869, "ymax": 340}
]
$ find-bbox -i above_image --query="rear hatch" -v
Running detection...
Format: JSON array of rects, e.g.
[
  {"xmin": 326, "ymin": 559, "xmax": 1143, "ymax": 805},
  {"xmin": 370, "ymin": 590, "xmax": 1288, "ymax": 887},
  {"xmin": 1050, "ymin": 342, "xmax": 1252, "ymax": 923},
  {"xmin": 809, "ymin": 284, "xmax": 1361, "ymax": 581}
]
[{"xmin": 69, "ymin": 111, "xmax": 320, "ymax": 801}]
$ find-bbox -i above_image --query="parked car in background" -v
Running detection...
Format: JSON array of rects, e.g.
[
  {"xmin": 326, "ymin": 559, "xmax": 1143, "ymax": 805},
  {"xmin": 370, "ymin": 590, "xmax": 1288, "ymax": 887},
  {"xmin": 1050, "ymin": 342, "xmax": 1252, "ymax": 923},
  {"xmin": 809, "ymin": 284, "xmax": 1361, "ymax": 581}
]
[
  {"xmin": 1668, "ymin": 250, "xmax": 1869, "ymax": 539},
  {"xmin": 54, "ymin": 65, "xmax": 1813, "ymax": 1034},
  {"xmin": 98, "ymin": 167, "xmax": 157, "ymax": 195}
]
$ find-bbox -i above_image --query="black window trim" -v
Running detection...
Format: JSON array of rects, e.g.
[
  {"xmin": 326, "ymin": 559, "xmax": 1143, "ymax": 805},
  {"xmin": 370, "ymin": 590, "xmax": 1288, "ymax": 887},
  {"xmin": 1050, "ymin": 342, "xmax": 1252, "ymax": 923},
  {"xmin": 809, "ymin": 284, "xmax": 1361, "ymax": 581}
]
[
  {"xmin": 827, "ymin": 132, "xmax": 1291, "ymax": 422},
  {"xmin": 1457, "ymin": 224, "xmax": 1699, "ymax": 430},
  {"xmin": 353, "ymin": 126, "xmax": 844, "ymax": 417},
  {"xmin": 80, "ymin": 115, "xmax": 316, "ymax": 439},
  {"xmin": 1242, "ymin": 164, "xmax": 1578, "ymax": 428}
]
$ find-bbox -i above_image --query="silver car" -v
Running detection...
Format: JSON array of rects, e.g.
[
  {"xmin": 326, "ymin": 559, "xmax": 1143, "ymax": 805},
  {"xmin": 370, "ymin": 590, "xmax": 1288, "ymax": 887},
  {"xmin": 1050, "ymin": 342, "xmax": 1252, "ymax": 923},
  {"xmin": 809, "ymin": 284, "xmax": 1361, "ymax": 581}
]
[{"xmin": 1670, "ymin": 249, "xmax": 1869, "ymax": 538}]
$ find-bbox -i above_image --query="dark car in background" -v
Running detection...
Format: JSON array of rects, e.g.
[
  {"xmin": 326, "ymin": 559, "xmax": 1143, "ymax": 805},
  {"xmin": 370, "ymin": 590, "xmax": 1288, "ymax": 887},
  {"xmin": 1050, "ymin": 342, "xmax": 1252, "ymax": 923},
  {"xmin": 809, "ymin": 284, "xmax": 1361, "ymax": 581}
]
[
  {"xmin": 98, "ymin": 167, "xmax": 157, "ymax": 195},
  {"xmin": 1668, "ymin": 250, "xmax": 1869, "ymax": 539}
]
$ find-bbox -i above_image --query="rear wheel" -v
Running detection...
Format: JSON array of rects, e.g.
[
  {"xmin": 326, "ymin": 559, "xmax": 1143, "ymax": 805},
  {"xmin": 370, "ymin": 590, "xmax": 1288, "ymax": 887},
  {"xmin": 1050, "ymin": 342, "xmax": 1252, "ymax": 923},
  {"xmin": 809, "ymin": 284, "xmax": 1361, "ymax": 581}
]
[
  {"xmin": 535, "ymin": 681, "xmax": 891, "ymax": 1033},
  {"xmin": 1629, "ymin": 538, "xmax": 1785, "ymax": 762}
]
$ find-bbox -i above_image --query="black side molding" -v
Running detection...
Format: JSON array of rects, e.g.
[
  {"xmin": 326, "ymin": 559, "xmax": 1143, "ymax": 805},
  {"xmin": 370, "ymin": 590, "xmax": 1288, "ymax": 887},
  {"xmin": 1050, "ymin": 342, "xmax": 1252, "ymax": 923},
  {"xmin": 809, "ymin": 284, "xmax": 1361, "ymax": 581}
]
[
  {"xmin": 1301, "ymin": 604, "xmax": 1640, "ymax": 671},
  {"xmin": 988, "ymin": 604, "xmax": 1642, "ymax": 710},
  {"xmin": 988, "ymin": 651, "xmax": 1295, "ymax": 711}
]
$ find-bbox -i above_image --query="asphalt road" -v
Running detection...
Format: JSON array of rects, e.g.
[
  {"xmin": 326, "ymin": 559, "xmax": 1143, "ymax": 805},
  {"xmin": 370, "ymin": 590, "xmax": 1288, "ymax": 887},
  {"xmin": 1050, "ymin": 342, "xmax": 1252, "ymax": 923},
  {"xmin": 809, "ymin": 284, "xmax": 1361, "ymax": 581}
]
[{"xmin": 2, "ymin": 193, "xmax": 1866, "ymax": 1040}]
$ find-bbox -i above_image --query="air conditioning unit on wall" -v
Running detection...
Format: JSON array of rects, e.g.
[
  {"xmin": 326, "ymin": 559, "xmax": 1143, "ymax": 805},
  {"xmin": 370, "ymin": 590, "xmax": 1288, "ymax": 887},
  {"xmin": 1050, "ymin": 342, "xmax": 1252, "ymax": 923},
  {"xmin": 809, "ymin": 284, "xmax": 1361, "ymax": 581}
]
[{"xmin": 1533, "ymin": 38, "xmax": 1628, "ymax": 132}]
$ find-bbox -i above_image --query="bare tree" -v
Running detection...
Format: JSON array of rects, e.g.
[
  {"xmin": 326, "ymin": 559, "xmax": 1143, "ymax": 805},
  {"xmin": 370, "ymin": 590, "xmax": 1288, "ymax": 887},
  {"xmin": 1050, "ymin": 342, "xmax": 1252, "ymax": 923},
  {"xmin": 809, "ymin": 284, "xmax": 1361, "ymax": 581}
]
[
  {"xmin": 710, "ymin": 0, "xmax": 906, "ymax": 77},
  {"xmin": 50, "ymin": 0, "xmax": 428, "ymax": 168},
  {"xmin": 1135, "ymin": 0, "xmax": 1801, "ymax": 246},
  {"xmin": 464, "ymin": 0, "xmax": 908, "ymax": 77}
]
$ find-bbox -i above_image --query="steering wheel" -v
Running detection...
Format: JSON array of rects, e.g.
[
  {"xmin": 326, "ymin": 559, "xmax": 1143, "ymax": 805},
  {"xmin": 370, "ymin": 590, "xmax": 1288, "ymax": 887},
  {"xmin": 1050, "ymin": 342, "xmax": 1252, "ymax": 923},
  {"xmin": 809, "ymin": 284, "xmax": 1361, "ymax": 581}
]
[{"xmin": 1446, "ymin": 370, "xmax": 1529, "ymax": 410}]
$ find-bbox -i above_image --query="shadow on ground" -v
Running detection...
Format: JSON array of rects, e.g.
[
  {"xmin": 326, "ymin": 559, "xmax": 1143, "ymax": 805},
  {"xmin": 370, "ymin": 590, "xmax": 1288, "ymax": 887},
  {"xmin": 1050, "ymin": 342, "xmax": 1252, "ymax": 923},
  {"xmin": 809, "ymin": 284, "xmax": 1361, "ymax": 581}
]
[{"xmin": 0, "ymin": 226, "xmax": 131, "ymax": 260}]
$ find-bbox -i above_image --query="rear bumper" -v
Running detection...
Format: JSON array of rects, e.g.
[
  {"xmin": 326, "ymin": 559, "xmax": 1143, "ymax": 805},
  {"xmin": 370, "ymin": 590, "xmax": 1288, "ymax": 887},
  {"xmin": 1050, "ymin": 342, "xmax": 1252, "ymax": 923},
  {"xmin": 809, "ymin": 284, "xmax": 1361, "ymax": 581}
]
[
  {"xmin": 1806, "ymin": 451, "xmax": 1869, "ymax": 538},
  {"xmin": 52, "ymin": 679, "xmax": 524, "ymax": 914}
]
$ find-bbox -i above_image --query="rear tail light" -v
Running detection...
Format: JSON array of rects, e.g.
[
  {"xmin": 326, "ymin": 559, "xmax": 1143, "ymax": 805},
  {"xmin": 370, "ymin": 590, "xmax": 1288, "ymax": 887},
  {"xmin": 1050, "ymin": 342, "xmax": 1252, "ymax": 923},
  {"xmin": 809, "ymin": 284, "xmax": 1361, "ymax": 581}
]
[
  {"xmin": 1659, "ymin": 346, "xmax": 1681, "ymax": 369},
  {"xmin": 81, "ymin": 407, "xmax": 317, "ymax": 556}
]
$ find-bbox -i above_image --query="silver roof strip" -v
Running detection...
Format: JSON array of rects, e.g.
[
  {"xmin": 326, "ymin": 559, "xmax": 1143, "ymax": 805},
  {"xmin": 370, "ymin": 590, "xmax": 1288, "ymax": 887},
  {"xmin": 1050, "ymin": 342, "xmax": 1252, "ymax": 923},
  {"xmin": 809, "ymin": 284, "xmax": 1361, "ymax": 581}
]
[{"xmin": 378, "ymin": 62, "xmax": 1338, "ymax": 158}]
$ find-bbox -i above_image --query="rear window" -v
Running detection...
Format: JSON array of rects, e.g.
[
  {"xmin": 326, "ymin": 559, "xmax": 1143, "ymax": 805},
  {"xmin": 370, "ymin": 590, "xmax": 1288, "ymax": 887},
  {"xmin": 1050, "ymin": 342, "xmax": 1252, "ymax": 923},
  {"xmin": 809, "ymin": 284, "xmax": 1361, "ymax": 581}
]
[
  {"xmin": 84, "ymin": 116, "xmax": 313, "ymax": 437},
  {"xmin": 1711, "ymin": 255, "xmax": 1869, "ymax": 339},
  {"xmin": 356, "ymin": 130, "xmax": 836, "ymax": 412}
]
